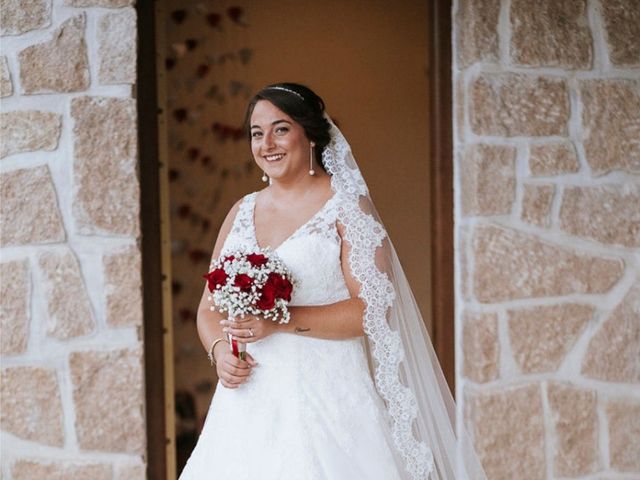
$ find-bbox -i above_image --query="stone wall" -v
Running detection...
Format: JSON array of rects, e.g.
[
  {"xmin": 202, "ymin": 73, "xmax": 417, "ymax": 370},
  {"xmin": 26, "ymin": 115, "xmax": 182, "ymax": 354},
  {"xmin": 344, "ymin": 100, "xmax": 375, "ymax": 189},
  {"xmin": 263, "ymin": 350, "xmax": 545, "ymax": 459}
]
[
  {"xmin": 453, "ymin": 1, "xmax": 639, "ymax": 479},
  {"xmin": 0, "ymin": 1, "xmax": 145, "ymax": 479}
]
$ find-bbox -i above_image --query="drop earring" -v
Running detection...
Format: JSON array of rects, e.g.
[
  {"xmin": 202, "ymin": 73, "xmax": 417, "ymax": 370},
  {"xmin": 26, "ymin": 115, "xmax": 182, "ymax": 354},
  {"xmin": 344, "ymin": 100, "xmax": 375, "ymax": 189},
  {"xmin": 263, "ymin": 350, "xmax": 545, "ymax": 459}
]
[
  {"xmin": 309, "ymin": 142, "xmax": 316, "ymax": 176},
  {"xmin": 261, "ymin": 171, "xmax": 268, "ymax": 182}
]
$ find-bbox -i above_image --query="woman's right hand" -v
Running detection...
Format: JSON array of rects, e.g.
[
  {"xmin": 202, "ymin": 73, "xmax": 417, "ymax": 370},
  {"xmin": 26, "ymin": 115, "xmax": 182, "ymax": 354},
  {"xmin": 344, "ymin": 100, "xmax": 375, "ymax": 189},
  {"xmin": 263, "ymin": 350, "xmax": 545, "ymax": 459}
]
[{"xmin": 214, "ymin": 342, "xmax": 257, "ymax": 389}]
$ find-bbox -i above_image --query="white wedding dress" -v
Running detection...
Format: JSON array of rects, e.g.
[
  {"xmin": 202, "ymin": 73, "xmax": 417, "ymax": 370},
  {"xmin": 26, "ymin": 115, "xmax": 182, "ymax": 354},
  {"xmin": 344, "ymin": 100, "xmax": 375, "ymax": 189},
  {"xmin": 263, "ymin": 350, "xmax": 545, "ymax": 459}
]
[{"xmin": 179, "ymin": 191, "xmax": 405, "ymax": 480}]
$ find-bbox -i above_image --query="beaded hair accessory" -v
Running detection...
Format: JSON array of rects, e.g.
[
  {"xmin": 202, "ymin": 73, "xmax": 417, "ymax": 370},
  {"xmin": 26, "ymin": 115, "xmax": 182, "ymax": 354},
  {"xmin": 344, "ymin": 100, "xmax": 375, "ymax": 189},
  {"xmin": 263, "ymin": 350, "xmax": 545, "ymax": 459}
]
[{"xmin": 265, "ymin": 86, "xmax": 305, "ymax": 101}]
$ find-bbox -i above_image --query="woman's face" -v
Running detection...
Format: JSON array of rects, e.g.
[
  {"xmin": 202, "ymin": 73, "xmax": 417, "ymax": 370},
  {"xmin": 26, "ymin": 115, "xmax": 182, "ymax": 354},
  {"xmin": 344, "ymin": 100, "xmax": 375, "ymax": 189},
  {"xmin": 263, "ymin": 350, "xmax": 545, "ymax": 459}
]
[{"xmin": 250, "ymin": 100, "xmax": 310, "ymax": 181}]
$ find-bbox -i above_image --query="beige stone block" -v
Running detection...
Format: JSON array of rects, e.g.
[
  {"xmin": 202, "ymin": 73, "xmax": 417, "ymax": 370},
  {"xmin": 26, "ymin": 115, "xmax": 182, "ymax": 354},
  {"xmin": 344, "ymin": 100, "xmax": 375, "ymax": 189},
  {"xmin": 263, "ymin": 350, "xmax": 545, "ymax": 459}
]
[
  {"xmin": 0, "ymin": 165, "xmax": 66, "ymax": 247},
  {"xmin": 470, "ymin": 73, "xmax": 570, "ymax": 136},
  {"xmin": 465, "ymin": 384, "xmax": 546, "ymax": 480},
  {"xmin": 460, "ymin": 144, "xmax": 516, "ymax": 216},
  {"xmin": 11, "ymin": 459, "xmax": 111, "ymax": 480},
  {"xmin": 582, "ymin": 281, "xmax": 640, "ymax": 383},
  {"xmin": 39, "ymin": 249, "xmax": 95, "ymax": 340},
  {"xmin": 560, "ymin": 184, "xmax": 640, "ymax": 248},
  {"xmin": 455, "ymin": 0, "xmax": 500, "ymax": 67},
  {"xmin": 98, "ymin": 8, "xmax": 136, "ymax": 84},
  {"xmin": 1, "ymin": 56, "xmax": 13, "ymax": 97},
  {"xmin": 18, "ymin": 14, "xmax": 89, "ymax": 94},
  {"xmin": 0, "ymin": 0, "xmax": 50, "ymax": 35},
  {"xmin": 510, "ymin": 0, "xmax": 592, "ymax": 68},
  {"xmin": 115, "ymin": 462, "xmax": 146, "ymax": 480},
  {"xmin": 0, "ymin": 260, "xmax": 30, "ymax": 355},
  {"xmin": 462, "ymin": 311, "xmax": 499, "ymax": 383},
  {"xmin": 600, "ymin": 0, "xmax": 640, "ymax": 67},
  {"xmin": 580, "ymin": 79, "xmax": 640, "ymax": 175},
  {"xmin": 607, "ymin": 398, "xmax": 640, "ymax": 472},
  {"xmin": 71, "ymin": 96, "xmax": 139, "ymax": 236},
  {"xmin": 521, "ymin": 184, "xmax": 555, "ymax": 228},
  {"xmin": 65, "ymin": 0, "xmax": 134, "ymax": 6},
  {"xmin": 548, "ymin": 382, "xmax": 599, "ymax": 476},
  {"xmin": 0, "ymin": 366, "xmax": 64, "ymax": 446},
  {"xmin": 104, "ymin": 246, "xmax": 142, "ymax": 327},
  {"xmin": 529, "ymin": 141, "xmax": 580, "ymax": 176},
  {"xmin": 459, "ymin": 225, "xmax": 471, "ymax": 301},
  {"xmin": 0, "ymin": 110, "xmax": 61, "ymax": 158},
  {"xmin": 473, "ymin": 225, "xmax": 623, "ymax": 302},
  {"xmin": 508, "ymin": 304, "xmax": 593, "ymax": 374},
  {"xmin": 70, "ymin": 348, "xmax": 145, "ymax": 453},
  {"xmin": 455, "ymin": 76, "xmax": 465, "ymax": 144}
]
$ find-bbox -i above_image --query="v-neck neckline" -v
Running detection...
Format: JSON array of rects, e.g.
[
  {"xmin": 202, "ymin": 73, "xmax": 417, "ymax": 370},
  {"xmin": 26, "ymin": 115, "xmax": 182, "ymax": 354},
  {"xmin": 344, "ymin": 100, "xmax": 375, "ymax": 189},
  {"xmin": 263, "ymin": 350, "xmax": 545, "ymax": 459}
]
[{"xmin": 249, "ymin": 191, "xmax": 336, "ymax": 253}]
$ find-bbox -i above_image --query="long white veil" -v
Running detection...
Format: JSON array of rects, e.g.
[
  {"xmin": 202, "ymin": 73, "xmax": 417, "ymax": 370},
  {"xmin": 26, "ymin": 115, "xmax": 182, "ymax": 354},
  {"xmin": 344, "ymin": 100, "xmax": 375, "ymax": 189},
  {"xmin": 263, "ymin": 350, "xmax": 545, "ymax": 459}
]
[{"xmin": 323, "ymin": 115, "xmax": 486, "ymax": 480}]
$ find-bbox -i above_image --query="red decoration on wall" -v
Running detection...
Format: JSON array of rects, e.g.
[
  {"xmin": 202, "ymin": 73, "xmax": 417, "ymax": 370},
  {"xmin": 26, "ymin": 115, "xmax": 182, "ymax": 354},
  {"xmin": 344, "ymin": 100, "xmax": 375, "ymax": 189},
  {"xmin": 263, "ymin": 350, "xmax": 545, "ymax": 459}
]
[
  {"xmin": 187, "ymin": 147, "xmax": 200, "ymax": 161},
  {"xmin": 178, "ymin": 204, "xmax": 191, "ymax": 219},
  {"xmin": 206, "ymin": 13, "xmax": 222, "ymax": 29},
  {"xmin": 171, "ymin": 9, "xmax": 187, "ymax": 24},
  {"xmin": 237, "ymin": 48, "xmax": 252, "ymax": 65},
  {"xmin": 211, "ymin": 122, "xmax": 244, "ymax": 142},
  {"xmin": 179, "ymin": 307, "xmax": 195, "ymax": 323},
  {"xmin": 195, "ymin": 380, "xmax": 214, "ymax": 393},
  {"xmin": 173, "ymin": 108, "xmax": 188, "ymax": 122},
  {"xmin": 188, "ymin": 248, "xmax": 209, "ymax": 264},
  {"xmin": 168, "ymin": 169, "xmax": 180, "ymax": 181},
  {"xmin": 196, "ymin": 64, "xmax": 210, "ymax": 78},
  {"xmin": 227, "ymin": 6, "xmax": 247, "ymax": 26}
]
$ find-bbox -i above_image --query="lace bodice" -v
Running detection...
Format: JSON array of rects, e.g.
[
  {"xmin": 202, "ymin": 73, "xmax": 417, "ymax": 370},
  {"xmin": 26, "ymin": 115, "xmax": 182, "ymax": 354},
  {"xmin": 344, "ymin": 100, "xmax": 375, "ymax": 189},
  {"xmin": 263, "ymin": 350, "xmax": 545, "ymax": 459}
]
[{"xmin": 222, "ymin": 191, "xmax": 349, "ymax": 307}]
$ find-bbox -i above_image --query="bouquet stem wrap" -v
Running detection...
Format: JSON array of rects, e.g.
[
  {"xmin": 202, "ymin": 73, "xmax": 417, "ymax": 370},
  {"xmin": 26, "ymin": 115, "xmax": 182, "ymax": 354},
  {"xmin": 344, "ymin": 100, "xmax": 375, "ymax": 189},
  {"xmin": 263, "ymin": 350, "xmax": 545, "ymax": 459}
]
[{"xmin": 227, "ymin": 314, "xmax": 246, "ymax": 361}]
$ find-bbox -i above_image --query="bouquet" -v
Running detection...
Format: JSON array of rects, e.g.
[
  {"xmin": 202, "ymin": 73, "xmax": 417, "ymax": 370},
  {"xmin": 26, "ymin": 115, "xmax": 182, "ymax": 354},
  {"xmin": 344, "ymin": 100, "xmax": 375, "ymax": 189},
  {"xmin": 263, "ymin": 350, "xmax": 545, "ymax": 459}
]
[{"xmin": 203, "ymin": 248, "xmax": 294, "ymax": 360}]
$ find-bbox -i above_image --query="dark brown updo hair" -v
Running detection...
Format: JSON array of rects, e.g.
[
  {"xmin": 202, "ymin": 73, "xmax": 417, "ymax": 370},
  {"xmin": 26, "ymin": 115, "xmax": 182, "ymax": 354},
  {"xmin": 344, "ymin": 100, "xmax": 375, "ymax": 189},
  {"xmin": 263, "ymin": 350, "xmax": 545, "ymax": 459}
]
[{"xmin": 243, "ymin": 83, "xmax": 332, "ymax": 172}]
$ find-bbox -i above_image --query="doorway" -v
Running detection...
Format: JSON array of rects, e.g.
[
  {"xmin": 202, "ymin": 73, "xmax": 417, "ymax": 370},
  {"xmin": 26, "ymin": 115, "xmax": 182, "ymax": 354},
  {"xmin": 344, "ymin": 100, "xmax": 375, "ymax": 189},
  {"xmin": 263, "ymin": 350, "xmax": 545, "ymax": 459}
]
[{"xmin": 138, "ymin": 1, "xmax": 453, "ymax": 478}]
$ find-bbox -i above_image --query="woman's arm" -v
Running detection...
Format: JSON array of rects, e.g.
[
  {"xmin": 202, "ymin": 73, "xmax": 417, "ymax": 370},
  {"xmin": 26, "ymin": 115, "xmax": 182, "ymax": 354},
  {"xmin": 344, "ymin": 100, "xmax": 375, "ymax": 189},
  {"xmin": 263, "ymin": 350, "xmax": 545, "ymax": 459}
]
[
  {"xmin": 223, "ymin": 220, "xmax": 366, "ymax": 342},
  {"xmin": 195, "ymin": 200, "xmax": 240, "ymax": 352},
  {"xmin": 196, "ymin": 198, "xmax": 258, "ymax": 389}
]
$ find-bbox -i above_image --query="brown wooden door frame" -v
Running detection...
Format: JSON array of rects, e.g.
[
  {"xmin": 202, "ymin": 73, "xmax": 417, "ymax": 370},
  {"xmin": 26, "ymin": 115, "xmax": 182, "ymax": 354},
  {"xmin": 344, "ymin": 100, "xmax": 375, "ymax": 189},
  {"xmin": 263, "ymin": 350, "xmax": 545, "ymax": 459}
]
[
  {"xmin": 137, "ymin": 1, "xmax": 170, "ymax": 479},
  {"xmin": 428, "ymin": 0, "xmax": 455, "ymax": 394},
  {"xmin": 137, "ymin": 0, "xmax": 454, "ymax": 475}
]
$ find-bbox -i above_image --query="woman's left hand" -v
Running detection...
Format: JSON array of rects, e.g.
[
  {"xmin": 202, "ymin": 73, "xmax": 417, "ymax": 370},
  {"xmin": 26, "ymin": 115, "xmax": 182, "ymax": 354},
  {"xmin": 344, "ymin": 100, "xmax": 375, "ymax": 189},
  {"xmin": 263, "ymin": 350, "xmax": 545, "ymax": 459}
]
[{"xmin": 220, "ymin": 314, "xmax": 277, "ymax": 344}]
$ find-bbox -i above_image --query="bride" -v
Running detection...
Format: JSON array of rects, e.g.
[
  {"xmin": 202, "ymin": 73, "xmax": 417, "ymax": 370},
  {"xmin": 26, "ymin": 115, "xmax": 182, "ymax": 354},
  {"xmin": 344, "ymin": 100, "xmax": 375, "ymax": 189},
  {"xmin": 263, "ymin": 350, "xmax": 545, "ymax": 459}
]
[{"xmin": 179, "ymin": 83, "xmax": 486, "ymax": 479}]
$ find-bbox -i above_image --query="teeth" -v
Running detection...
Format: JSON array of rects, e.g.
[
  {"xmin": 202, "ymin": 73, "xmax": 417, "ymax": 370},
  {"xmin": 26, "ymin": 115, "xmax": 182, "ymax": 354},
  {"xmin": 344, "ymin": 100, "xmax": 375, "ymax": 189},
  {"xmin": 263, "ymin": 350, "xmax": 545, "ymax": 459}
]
[{"xmin": 265, "ymin": 154, "xmax": 284, "ymax": 161}]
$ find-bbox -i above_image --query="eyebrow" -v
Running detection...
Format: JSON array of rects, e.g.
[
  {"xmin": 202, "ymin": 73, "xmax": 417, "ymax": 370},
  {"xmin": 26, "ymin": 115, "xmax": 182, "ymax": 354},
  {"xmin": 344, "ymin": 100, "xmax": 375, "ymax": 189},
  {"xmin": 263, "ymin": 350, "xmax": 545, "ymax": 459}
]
[{"xmin": 250, "ymin": 119, "xmax": 292, "ymax": 129}]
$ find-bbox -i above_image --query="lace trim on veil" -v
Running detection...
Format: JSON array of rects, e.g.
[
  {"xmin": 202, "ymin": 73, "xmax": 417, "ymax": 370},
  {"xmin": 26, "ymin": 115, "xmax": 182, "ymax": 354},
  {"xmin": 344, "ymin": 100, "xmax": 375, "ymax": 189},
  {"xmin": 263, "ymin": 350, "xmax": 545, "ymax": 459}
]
[{"xmin": 323, "ymin": 123, "xmax": 434, "ymax": 479}]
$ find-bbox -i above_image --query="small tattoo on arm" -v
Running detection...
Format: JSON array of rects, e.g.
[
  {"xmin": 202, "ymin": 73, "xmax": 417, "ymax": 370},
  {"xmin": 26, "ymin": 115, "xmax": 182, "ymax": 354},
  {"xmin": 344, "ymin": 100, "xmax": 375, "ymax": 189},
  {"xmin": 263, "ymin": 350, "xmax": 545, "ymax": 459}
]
[{"xmin": 295, "ymin": 327, "xmax": 310, "ymax": 334}]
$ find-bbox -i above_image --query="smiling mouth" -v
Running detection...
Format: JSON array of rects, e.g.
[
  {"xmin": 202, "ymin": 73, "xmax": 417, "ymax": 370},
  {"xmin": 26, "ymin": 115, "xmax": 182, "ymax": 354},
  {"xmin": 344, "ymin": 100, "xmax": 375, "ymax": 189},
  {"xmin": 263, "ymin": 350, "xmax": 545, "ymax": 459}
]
[{"xmin": 264, "ymin": 153, "xmax": 285, "ymax": 162}]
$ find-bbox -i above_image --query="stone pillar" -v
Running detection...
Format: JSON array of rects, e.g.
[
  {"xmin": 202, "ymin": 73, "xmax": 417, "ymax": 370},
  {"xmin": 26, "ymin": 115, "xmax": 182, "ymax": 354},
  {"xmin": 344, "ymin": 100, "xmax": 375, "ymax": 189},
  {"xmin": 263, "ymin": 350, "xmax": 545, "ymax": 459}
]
[
  {"xmin": 0, "ymin": 0, "xmax": 145, "ymax": 478},
  {"xmin": 453, "ymin": 0, "xmax": 640, "ymax": 478}
]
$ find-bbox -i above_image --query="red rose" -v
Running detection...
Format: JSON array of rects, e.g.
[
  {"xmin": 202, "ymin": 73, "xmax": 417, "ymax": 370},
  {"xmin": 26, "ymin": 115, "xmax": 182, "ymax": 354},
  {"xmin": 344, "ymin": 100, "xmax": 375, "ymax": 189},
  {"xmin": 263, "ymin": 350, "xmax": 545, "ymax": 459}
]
[
  {"xmin": 246, "ymin": 253, "xmax": 268, "ymax": 267},
  {"xmin": 267, "ymin": 273, "xmax": 293, "ymax": 301},
  {"xmin": 257, "ymin": 283, "xmax": 276, "ymax": 310},
  {"xmin": 277, "ymin": 278, "xmax": 293, "ymax": 301},
  {"xmin": 233, "ymin": 273, "xmax": 253, "ymax": 292},
  {"xmin": 223, "ymin": 255, "xmax": 235, "ymax": 263},
  {"xmin": 203, "ymin": 268, "xmax": 227, "ymax": 292}
]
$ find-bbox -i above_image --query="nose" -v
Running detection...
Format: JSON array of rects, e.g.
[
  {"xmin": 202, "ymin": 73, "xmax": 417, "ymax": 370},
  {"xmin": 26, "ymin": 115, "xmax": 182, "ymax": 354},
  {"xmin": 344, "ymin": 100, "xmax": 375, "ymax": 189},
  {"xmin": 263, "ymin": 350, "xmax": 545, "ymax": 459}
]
[{"xmin": 262, "ymin": 131, "xmax": 275, "ymax": 150}]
